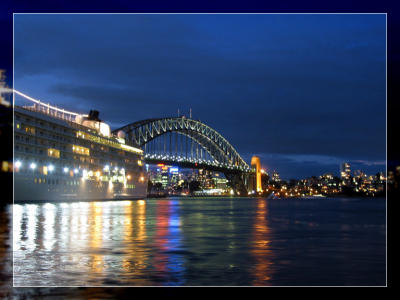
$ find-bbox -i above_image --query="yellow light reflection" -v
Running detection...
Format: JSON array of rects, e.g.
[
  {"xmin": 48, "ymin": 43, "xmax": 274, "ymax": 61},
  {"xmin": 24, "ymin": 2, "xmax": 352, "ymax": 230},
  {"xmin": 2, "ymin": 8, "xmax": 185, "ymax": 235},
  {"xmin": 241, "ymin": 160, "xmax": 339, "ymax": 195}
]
[
  {"xmin": 89, "ymin": 202, "xmax": 104, "ymax": 274},
  {"xmin": 251, "ymin": 199, "xmax": 274, "ymax": 285},
  {"xmin": 121, "ymin": 200, "xmax": 148, "ymax": 283},
  {"xmin": 26, "ymin": 204, "xmax": 38, "ymax": 251},
  {"xmin": 137, "ymin": 200, "xmax": 146, "ymax": 242},
  {"xmin": 43, "ymin": 203, "xmax": 56, "ymax": 251}
]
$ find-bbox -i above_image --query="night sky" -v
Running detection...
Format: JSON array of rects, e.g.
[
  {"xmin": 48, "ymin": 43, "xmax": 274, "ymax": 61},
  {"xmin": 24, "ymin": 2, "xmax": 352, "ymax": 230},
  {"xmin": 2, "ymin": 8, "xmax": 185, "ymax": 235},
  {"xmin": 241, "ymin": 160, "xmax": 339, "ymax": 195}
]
[{"xmin": 13, "ymin": 14, "xmax": 386, "ymax": 179}]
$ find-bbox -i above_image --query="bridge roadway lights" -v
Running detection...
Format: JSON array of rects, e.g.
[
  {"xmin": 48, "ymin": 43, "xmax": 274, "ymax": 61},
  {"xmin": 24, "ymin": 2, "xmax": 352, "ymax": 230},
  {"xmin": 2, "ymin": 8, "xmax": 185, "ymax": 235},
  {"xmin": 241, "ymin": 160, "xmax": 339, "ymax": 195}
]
[
  {"xmin": 144, "ymin": 157, "xmax": 252, "ymax": 174},
  {"xmin": 144, "ymin": 156, "xmax": 250, "ymax": 172}
]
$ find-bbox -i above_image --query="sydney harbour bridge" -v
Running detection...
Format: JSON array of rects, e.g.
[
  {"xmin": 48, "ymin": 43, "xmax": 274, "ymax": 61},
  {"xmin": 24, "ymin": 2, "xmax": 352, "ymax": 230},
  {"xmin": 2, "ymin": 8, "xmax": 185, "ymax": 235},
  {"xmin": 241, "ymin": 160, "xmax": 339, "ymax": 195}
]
[{"xmin": 113, "ymin": 117, "xmax": 259, "ymax": 194}]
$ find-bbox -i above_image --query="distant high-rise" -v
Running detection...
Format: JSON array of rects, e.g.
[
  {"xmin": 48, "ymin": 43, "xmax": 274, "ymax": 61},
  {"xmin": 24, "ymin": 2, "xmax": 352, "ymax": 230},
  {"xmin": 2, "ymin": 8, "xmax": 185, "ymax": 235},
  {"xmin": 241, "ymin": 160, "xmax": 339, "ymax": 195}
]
[
  {"xmin": 340, "ymin": 163, "xmax": 351, "ymax": 181},
  {"xmin": 271, "ymin": 170, "xmax": 281, "ymax": 182}
]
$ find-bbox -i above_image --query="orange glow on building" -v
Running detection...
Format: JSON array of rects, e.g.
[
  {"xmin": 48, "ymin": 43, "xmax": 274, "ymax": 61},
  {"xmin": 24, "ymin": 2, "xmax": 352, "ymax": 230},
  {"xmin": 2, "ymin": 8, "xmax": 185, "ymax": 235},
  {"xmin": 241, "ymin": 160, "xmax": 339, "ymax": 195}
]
[{"xmin": 251, "ymin": 156, "xmax": 262, "ymax": 192}]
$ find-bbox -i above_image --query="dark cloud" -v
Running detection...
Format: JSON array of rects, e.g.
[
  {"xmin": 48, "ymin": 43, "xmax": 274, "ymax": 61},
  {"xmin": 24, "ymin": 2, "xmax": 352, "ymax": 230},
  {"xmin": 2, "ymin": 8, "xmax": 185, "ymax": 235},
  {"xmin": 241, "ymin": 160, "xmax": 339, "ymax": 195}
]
[{"xmin": 14, "ymin": 14, "xmax": 386, "ymax": 178}]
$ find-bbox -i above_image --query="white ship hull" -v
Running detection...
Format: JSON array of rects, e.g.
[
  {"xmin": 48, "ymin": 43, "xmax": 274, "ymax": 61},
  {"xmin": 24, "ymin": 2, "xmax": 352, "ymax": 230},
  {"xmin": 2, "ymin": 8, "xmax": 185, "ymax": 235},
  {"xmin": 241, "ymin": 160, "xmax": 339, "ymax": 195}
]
[{"xmin": 14, "ymin": 173, "xmax": 147, "ymax": 202}]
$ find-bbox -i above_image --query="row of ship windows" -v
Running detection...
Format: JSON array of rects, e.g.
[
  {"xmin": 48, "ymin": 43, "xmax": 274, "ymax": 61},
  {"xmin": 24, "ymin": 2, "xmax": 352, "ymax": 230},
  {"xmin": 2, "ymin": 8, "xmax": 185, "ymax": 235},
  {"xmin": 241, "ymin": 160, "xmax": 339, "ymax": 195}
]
[
  {"xmin": 15, "ymin": 120, "xmax": 141, "ymax": 156},
  {"xmin": 34, "ymin": 178, "xmax": 81, "ymax": 185},
  {"xmin": 16, "ymin": 120, "xmax": 113, "ymax": 148},
  {"xmin": 33, "ymin": 178, "xmax": 137, "ymax": 190},
  {"xmin": 15, "ymin": 144, "xmax": 135, "ymax": 161},
  {"xmin": 16, "ymin": 113, "xmax": 100, "ymax": 137},
  {"xmin": 15, "ymin": 132, "xmax": 113, "ymax": 153},
  {"xmin": 15, "ymin": 115, "xmax": 73, "ymax": 134},
  {"xmin": 16, "ymin": 123, "xmax": 69, "ymax": 139},
  {"xmin": 15, "ymin": 145, "xmax": 85, "ymax": 159},
  {"xmin": 15, "ymin": 145, "xmax": 139, "ymax": 165},
  {"xmin": 14, "ymin": 134, "xmax": 134, "ymax": 158}
]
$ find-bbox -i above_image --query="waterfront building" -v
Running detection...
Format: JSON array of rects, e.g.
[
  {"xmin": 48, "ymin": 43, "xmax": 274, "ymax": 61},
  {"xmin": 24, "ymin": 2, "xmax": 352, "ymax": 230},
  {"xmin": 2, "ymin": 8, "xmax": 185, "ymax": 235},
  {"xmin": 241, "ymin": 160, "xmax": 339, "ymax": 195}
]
[{"xmin": 213, "ymin": 174, "xmax": 228, "ymax": 190}]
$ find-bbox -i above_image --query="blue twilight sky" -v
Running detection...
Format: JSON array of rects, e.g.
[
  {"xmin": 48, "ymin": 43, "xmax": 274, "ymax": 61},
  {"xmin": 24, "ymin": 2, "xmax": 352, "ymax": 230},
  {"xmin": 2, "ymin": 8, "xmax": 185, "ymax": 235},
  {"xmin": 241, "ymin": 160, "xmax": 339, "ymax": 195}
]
[{"xmin": 13, "ymin": 14, "xmax": 386, "ymax": 179}]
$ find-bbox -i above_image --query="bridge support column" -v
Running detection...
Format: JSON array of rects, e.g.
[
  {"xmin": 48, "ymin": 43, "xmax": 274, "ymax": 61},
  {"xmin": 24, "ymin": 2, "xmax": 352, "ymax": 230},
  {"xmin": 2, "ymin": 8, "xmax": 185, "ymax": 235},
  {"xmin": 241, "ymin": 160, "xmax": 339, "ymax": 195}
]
[
  {"xmin": 225, "ymin": 172, "xmax": 249, "ymax": 196},
  {"xmin": 251, "ymin": 156, "xmax": 262, "ymax": 193}
]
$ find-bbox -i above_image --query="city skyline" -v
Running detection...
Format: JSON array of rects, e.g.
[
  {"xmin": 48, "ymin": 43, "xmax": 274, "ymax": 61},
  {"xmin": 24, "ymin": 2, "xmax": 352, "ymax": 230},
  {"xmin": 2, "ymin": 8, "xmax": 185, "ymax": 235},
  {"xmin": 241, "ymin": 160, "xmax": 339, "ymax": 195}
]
[{"xmin": 13, "ymin": 14, "xmax": 386, "ymax": 179}]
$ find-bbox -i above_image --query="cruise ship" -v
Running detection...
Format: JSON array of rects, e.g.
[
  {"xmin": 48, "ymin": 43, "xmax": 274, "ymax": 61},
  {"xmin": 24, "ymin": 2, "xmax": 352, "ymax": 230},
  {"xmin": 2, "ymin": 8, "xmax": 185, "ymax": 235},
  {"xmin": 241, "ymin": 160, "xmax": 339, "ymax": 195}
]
[{"xmin": 13, "ymin": 91, "xmax": 148, "ymax": 202}]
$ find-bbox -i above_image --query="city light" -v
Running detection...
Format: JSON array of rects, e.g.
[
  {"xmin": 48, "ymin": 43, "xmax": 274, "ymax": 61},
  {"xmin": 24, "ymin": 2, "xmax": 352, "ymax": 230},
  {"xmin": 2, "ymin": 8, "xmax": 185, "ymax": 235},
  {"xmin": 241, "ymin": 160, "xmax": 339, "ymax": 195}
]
[
  {"xmin": 103, "ymin": 165, "xmax": 109, "ymax": 171},
  {"xmin": 30, "ymin": 162, "xmax": 36, "ymax": 170},
  {"xmin": 63, "ymin": 167, "xmax": 69, "ymax": 173},
  {"xmin": 15, "ymin": 160, "xmax": 22, "ymax": 168},
  {"xmin": 169, "ymin": 167, "xmax": 179, "ymax": 173},
  {"xmin": 74, "ymin": 168, "xmax": 79, "ymax": 174},
  {"xmin": 48, "ymin": 164, "xmax": 54, "ymax": 172}
]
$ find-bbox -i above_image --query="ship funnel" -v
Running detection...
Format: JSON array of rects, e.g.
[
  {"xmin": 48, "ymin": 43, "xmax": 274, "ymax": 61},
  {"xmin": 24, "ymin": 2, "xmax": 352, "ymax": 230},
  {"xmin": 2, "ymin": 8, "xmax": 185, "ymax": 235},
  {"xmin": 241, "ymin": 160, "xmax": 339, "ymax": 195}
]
[{"xmin": 88, "ymin": 110, "xmax": 101, "ymax": 121}]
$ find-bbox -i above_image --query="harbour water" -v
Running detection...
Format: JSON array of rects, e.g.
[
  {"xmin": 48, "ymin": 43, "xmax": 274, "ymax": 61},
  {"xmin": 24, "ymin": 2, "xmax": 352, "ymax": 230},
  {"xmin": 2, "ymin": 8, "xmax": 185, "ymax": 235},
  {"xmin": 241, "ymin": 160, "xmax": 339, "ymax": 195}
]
[{"xmin": 6, "ymin": 197, "xmax": 386, "ymax": 287}]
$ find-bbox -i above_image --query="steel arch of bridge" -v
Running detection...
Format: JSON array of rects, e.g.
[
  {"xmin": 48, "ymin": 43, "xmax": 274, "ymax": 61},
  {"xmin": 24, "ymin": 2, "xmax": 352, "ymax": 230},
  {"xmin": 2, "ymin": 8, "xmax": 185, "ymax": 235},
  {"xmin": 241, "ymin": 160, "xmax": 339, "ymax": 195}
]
[{"xmin": 113, "ymin": 117, "xmax": 251, "ymax": 172}]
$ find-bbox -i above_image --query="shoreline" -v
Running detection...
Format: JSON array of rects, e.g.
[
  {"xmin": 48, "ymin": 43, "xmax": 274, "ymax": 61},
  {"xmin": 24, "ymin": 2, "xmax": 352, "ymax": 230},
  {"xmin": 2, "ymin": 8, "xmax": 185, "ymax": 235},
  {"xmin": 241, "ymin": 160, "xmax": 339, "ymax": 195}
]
[{"xmin": 7, "ymin": 195, "xmax": 386, "ymax": 204}]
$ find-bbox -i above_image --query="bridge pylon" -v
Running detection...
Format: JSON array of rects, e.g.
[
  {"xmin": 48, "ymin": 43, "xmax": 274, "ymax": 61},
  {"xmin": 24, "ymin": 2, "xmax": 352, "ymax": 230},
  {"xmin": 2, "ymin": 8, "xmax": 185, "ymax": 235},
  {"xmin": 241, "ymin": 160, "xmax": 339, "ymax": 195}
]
[{"xmin": 248, "ymin": 156, "xmax": 262, "ymax": 193}]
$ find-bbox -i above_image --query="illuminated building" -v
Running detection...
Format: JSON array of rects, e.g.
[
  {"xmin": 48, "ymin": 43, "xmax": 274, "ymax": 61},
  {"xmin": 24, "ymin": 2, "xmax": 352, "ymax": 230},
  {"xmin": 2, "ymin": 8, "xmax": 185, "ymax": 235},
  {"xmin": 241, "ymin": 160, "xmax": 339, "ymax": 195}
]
[
  {"xmin": 159, "ymin": 165, "xmax": 170, "ymax": 188},
  {"xmin": 14, "ymin": 91, "xmax": 147, "ymax": 201},
  {"xmin": 168, "ymin": 167, "xmax": 181, "ymax": 187},
  {"xmin": 271, "ymin": 170, "xmax": 281, "ymax": 183},
  {"xmin": 340, "ymin": 162, "xmax": 351, "ymax": 182},
  {"xmin": 214, "ymin": 176, "xmax": 228, "ymax": 190}
]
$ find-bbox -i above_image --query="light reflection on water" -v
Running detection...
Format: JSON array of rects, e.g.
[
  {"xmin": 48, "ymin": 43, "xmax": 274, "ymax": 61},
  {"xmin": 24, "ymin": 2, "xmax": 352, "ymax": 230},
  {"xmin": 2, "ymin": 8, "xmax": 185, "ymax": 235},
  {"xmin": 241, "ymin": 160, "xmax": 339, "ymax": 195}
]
[
  {"xmin": 251, "ymin": 199, "xmax": 273, "ymax": 285},
  {"xmin": 12, "ymin": 197, "xmax": 386, "ymax": 286}
]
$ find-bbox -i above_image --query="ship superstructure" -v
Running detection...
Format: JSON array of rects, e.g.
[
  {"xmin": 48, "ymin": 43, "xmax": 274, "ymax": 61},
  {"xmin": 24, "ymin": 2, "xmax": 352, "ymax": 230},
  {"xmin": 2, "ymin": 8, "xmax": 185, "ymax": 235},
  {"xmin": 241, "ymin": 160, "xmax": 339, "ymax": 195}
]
[{"xmin": 14, "ymin": 91, "xmax": 147, "ymax": 202}]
